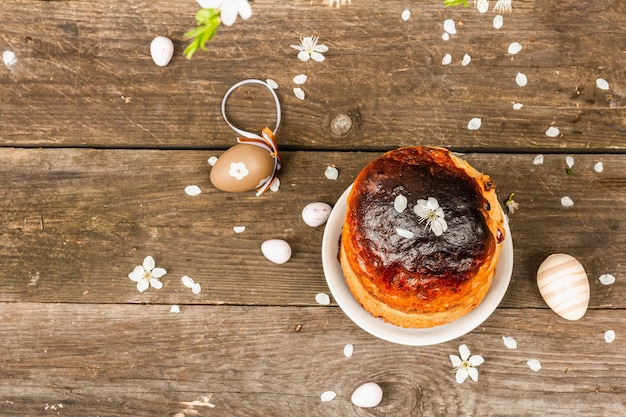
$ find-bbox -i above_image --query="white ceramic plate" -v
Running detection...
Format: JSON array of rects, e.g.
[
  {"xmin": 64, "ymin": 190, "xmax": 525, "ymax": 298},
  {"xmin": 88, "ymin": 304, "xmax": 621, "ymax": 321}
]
[{"xmin": 322, "ymin": 185, "xmax": 514, "ymax": 346}]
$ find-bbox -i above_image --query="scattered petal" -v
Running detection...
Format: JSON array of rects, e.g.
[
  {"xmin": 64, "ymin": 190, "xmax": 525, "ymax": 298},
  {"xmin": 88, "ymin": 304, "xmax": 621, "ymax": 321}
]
[
  {"xmin": 316, "ymin": 292, "xmax": 331, "ymax": 305},
  {"xmin": 233, "ymin": 226, "xmax": 246, "ymax": 233},
  {"xmin": 191, "ymin": 282, "xmax": 202, "ymax": 294},
  {"xmin": 476, "ymin": 0, "xmax": 489, "ymax": 14},
  {"xmin": 599, "ymin": 274, "xmax": 616, "ymax": 285},
  {"xmin": 502, "ymin": 336, "xmax": 518, "ymax": 349},
  {"xmin": 604, "ymin": 330, "xmax": 616, "ymax": 343},
  {"xmin": 533, "ymin": 154, "xmax": 544, "ymax": 165},
  {"xmin": 181, "ymin": 275, "xmax": 195, "ymax": 288},
  {"xmin": 320, "ymin": 391, "xmax": 336, "ymax": 402},
  {"xmin": 545, "ymin": 126, "xmax": 560, "ymax": 137},
  {"xmin": 527, "ymin": 359, "xmax": 542, "ymax": 372},
  {"xmin": 325, "ymin": 166, "xmax": 339, "ymax": 180},
  {"xmin": 208, "ymin": 156, "xmax": 218, "ymax": 166},
  {"xmin": 561, "ymin": 196, "xmax": 574, "ymax": 207},
  {"xmin": 269, "ymin": 177, "xmax": 281, "ymax": 192},
  {"xmin": 170, "ymin": 305, "xmax": 181, "ymax": 313},
  {"xmin": 401, "ymin": 9, "xmax": 411, "ymax": 21},
  {"xmin": 565, "ymin": 156, "xmax": 574, "ymax": 169},
  {"xmin": 293, "ymin": 74, "xmax": 308, "ymax": 85},
  {"xmin": 394, "ymin": 195, "xmax": 408, "ymax": 213},
  {"xmin": 462, "ymin": 53, "xmax": 471, "ymax": 66},
  {"xmin": 396, "ymin": 228, "xmax": 415, "ymax": 239},
  {"xmin": 493, "ymin": 15, "xmax": 504, "ymax": 29},
  {"xmin": 596, "ymin": 78, "xmax": 610, "ymax": 91},
  {"xmin": 344, "ymin": 343, "xmax": 354, "ymax": 358},
  {"xmin": 467, "ymin": 117, "xmax": 482, "ymax": 131},
  {"xmin": 293, "ymin": 87, "xmax": 305, "ymax": 100},
  {"xmin": 442, "ymin": 53, "xmax": 452, "ymax": 65},
  {"xmin": 442, "ymin": 32, "xmax": 450, "ymax": 41},
  {"xmin": 594, "ymin": 161, "xmax": 604, "ymax": 173},
  {"xmin": 515, "ymin": 72, "xmax": 528, "ymax": 87},
  {"xmin": 266, "ymin": 78, "xmax": 278, "ymax": 89},
  {"xmin": 136, "ymin": 279, "xmax": 150, "ymax": 293},
  {"xmin": 185, "ymin": 185, "xmax": 202, "ymax": 196},
  {"xmin": 512, "ymin": 102, "xmax": 523, "ymax": 110},
  {"xmin": 2, "ymin": 50, "xmax": 17, "ymax": 68},
  {"xmin": 443, "ymin": 19, "xmax": 457, "ymax": 35},
  {"xmin": 508, "ymin": 42, "xmax": 523, "ymax": 55}
]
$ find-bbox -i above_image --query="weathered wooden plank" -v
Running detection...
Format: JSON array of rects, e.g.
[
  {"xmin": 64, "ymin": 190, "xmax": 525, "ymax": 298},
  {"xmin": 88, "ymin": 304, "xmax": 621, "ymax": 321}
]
[
  {"xmin": 1, "ymin": 0, "xmax": 624, "ymax": 150},
  {"xmin": 0, "ymin": 303, "xmax": 623, "ymax": 417},
  {"xmin": 0, "ymin": 148, "xmax": 624, "ymax": 309}
]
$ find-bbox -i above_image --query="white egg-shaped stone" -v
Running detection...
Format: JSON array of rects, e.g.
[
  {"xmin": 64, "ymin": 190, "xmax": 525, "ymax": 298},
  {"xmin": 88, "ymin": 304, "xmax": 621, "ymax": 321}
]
[
  {"xmin": 537, "ymin": 254, "xmax": 590, "ymax": 321},
  {"xmin": 302, "ymin": 202, "xmax": 332, "ymax": 227},
  {"xmin": 150, "ymin": 36, "xmax": 174, "ymax": 67},
  {"xmin": 351, "ymin": 382, "xmax": 383, "ymax": 408},
  {"xmin": 261, "ymin": 239, "xmax": 292, "ymax": 265}
]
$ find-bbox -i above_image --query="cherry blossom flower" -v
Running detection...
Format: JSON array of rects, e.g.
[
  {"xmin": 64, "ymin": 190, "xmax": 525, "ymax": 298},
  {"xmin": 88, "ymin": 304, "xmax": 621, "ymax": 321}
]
[
  {"xmin": 291, "ymin": 36, "xmax": 329, "ymax": 62},
  {"xmin": 325, "ymin": 0, "xmax": 351, "ymax": 7},
  {"xmin": 414, "ymin": 197, "xmax": 448, "ymax": 236},
  {"xmin": 450, "ymin": 344, "xmax": 484, "ymax": 383},
  {"xmin": 493, "ymin": 0, "xmax": 513, "ymax": 12},
  {"xmin": 196, "ymin": 0, "xmax": 252, "ymax": 26},
  {"xmin": 128, "ymin": 256, "xmax": 167, "ymax": 292}
]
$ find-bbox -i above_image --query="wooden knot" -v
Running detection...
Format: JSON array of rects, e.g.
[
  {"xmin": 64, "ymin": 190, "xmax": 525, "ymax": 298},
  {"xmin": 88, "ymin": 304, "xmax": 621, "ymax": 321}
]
[{"xmin": 330, "ymin": 113, "xmax": 353, "ymax": 136}]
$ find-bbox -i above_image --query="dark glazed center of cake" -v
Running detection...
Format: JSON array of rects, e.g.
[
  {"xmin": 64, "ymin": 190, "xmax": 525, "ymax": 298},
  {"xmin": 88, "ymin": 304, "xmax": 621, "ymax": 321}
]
[{"xmin": 351, "ymin": 149, "xmax": 493, "ymax": 295}]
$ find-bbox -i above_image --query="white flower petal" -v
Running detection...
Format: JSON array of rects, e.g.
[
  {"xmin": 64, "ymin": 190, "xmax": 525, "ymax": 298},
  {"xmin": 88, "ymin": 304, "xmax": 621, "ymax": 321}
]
[
  {"xmin": 293, "ymin": 74, "xmax": 308, "ymax": 85},
  {"xmin": 604, "ymin": 330, "xmax": 616, "ymax": 343},
  {"xmin": 219, "ymin": 4, "xmax": 238, "ymax": 26},
  {"xmin": 546, "ymin": 126, "xmax": 560, "ymax": 137},
  {"xmin": 459, "ymin": 344, "xmax": 471, "ymax": 361},
  {"xmin": 394, "ymin": 195, "xmax": 408, "ymax": 213},
  {"xmin": 533, "ymin": 154, "xmax": 544, "ymax": 165},
  {"xmin": 599, "ymin": 274, "xmax": 616, "ymax": 285},
  {"xmin": 169, "ymin": 305, "xmax": 181, "ymax": 313},
  {"xmin": 565, "ymin": 156, "xmax": 574, "ymax": 168},
  {"xmin": 344, "ymin": 343, "xmax": 354, "ymax": 358},
  {"xmin": 456, "ymin": 368, "xmax": 469, "ymax": 383},
  {"xmin": 325, "ymin": 166, "xmax": 339, "ymax": 180},
  {"xmin": 515, "ymin": 72, "xmax": 528, "ymax": 87},
  {"xmin": 449, "ymin": 355, "xmax": 462, "ymax": 367},
  {"xmin": 396, "ymin": 228, "xmax": 415, "ymax": 239},
  {"xmin": 208, "ymin": 156, "xmax": 218, "ymax": 166},
  {"xmin": 442, "ymin": 32, "xmax": 450, "ymax": 41},
  {"xmin": 594, "ymin": 161, "xmax": 604, "ymax": 173},
  {"xmin": 269, "ymin": 177, "xmax": 281, "ymax": 192},
  {"xmin": 467, "ymin": 117, "xmax": 482, "ymax": 130},
  {"xmin": 596, "ymin": 78, "xmax": 610, "ymax": 91},
  {"xmin": 467, "ymin": 367, "xmax": 479, "ymax": 382},
  {"xmin": 512, "ymin": 102, "xmax": 523, "ymax": 110},
  {"xmin": 502, "ymin": 336, "xmax": 518, "ymax": 349},
  {"xmin": 151, "ymin": 267, "xmax": 167, "ymax": 279},
  {"xmin": 401, "ymin": 9, "xmax": 411, "ymax": 21},
  {"xmin": 143, "ymin": 256, "xmax": 155, "ymax": 271},
  {"xmin": 508, "ymin": 42, "xmax": 523, "ymax": 55},
  {"xmin": 320, "ymin": 391, "xmax": 336, "ymax": 402},
  {"xmin": 149, "ymin": 278, "xmax": 163, "ymax": 289},
  {"xmin": 237, "ymin": 0, "xmax": 252, "ymax": 20},
  {"xmin": 181, "ymin": 275, "xmax": 195, "ymax": 288},
  {"xmin": 476, "ymin": 0, "xmax": 489, "ymax": 14},
  {"xmin": 493, "ymin": 15, "xmax": 504, "ymax": 29},
  {"xmin": 561, "ymin": 196, "xmax": 574, "ymax": 207},
  {"xmin": 443, "ymin": 19, "xmax": 456, "ymax": 35},
  {"xmin": 426, "ymin": 197, "xmax": 439, "ymax": 210},
  {"xmin": 297, "ymin": 50, "xmax": 310, "ymax": 61},
  {"xmin": 293, "ymin": 87, "xmax": 305, "ymax": 100},
  {"xmin": 310, "ymin": 52, "xmax": 326, "ymax": 62},
  {"xmin": 469, "ymin": 355, "xmax": 484, "ymax": 367},
  {"xmin": 185, "ymin": 185, "xmax": 202, "ymax": 196},
  {"xmin": 266, "ymin": 78, "xmax": 278, "ymax": 89},
  {"xmin": 192, "ymin": 282, "xmax": 202, "ymax": 294},
  {"xmin": 442, "ymin": 53, "xmax": 452, "ymax": 65},
  {"xmin": 233, "ymin": 226, "xmax": 246, "ymax": 233},
  {"xmin": 462, "ymin": 53, "xmax": 471, "ymax": 66},
  {"xmin": 316, "ymin": 292, "xmax": 331, "ymax": 305},
  {"xmin": 128, "ymin": 266, "xmax": 145, "ymax": 282},
  {"xmin": 136, "ymin": 279, "xmax": 150, "ymax": 293},
  {"xmin": 527, "ymin": 359, "xmax": 542, "ymax": 372},
  {"xmin": 196, "ymin": 0, "xmax": 222, "ymax": 8},
  {"xmin": 431, "ymin": 221, "xmax": 444, "ymax": 237}
]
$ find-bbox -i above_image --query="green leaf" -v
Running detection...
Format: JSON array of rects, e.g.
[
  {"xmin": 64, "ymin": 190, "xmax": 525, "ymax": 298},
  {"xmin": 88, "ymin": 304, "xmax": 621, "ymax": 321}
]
[
  {"xmin": 444, "ymin": 0, "xmax": 469, "ymax": 7},
  {"xmin": 185, "ymin": 8, "xmax": 221, "ymax": 59}
]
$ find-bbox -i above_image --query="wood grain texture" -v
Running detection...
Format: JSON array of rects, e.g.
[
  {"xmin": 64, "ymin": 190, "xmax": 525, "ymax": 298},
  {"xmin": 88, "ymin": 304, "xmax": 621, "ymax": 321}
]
[
  {"xmin": 0, "ymin": 304, "xmax": 624, "ymax": 417},
  {"xmin": 0, "ymin": 0, "xmax": 624, "ymax": 150}
]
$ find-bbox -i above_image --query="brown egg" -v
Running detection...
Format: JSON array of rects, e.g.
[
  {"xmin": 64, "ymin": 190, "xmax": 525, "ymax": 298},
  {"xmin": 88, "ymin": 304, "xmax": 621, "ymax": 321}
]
[{"xmin": 210, "ymin": 143, "xmax": 275, "ymax": 192}]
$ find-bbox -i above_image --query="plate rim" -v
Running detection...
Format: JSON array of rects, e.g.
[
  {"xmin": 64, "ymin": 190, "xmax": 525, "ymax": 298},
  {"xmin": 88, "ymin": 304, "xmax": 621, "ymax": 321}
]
[{"xmin": 321, "ymin": 184, "xmax": 514, "ymax": 346}]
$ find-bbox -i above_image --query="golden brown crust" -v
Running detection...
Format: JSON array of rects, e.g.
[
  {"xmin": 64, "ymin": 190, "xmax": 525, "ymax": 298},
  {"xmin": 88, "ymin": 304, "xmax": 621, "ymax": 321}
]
[{"xmin": 340, "ymin": 146, "xmax": 505, "ymax": 328}]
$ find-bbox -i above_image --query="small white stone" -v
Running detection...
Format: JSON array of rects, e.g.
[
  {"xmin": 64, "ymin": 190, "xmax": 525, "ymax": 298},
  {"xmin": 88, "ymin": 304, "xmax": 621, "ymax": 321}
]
[
  {"xmin": 184, "ymin": 185, "xmax": 202, "ymax": 196},
  {"xmin": 599, "ymin": 274, "xmax": 616, "ymax": 285},
  {"xmin": 546, "ymin": 126, "xmax": 560, "ymax": 137},
  {"xmin": 596, "ymin": 78, "xmax": 610, "ymax": 91},
  {"xmin": 442, "ymin": 53, "xmax": 452, "ymax": 65},
  {"xmin": 233, "ymin": 226, "xmax": 246, "ymax": 233},
  {"xmin": 461, "ymin": 53, "xmax": 471, "ymax": 66},
  {"xmin": 302, "ymin": 202, "xmax": 332, "ymax": 227},
  {"xmin": 150, "ymin": 36, "xmax": 174, "ymax": 67},
  {"xmin": 351, "ymin": 382, "xmax": 383, "ymax": 408},
  {"xmin": 443, "ymin": 19, "xmax": 456, "ymax": 35},
  {"xmin": 565, "ymin": 155, "xmax": 574, "ymax": 168},
  {"xmin": 515, "ymin": 72, "xmax": 528, "ymax": 87},
  {"xmin": 315, "ymin": 292, "xmax": 331, "ymax": 305},
  {"xmin": 3, "ymin": 50, "xmax": 17, "ymax": 68},
  {"xmin": 181, "ymin": 275, "xmax": 195, "ymax": 288},
  {"xmin": 396, "ymin": 228, "xmax": 415, "ymax": 239},
  {"xmin": 467, "ymin": 117, "xmax": 482, "ymax": 131},
  {"xmin": 293, "ymin": 74, "xmax": 308, "ymax": 85},
  {"xmin": 502, "ymin": 336, "xmax": 518, "ymax": 349},
  {"xmin": 169, "ymin": 305, "xmax": 181, "ymax": 313},
  {"xmin": 493, "ymin": 15, "xmax": 504, "ymax": 29},
  {"xmin": 208, "ymin": 156, "xmax": 218, "ymax": 166},
  {"xmin": 266, "ymin": 78, "xmax": 279, "ymax": 89},
  {"xmin": 508, "ymin": 42, "xmax": 523, "ymax": 55},
  {"xmin": 261, "ymin": 239, "xmax": 292, "ymax": 264},
  {"xmin": 527, "ymin": 359, "xmax": 542, "ymax": 372},
  {"xmin": 442, "ymin": 32, "xmax": 450, "ymax": 41},
  {"xmin": 401, "ymin": 9, "xmax": 411, "ymax": 21},
  {"xmin": 604, "ymin": 330, "xmax": 616, "ymax": 343},
  {"xmin": 320, "ymin": 391, "xmax": 336, "ymax": 402},
  {"xmin": 512, "ymin": 102, "xmax": 524, "ymax": 110},
  {"xmin": 594, "ymin": 161, "xmax": 604, "ymax": 173},
  {"xmin": 293, "ymin": 87, "xmax": 305, "ymax": 100},
  {"xmin": 325, "ymin": 166, "xmax": 339, "ymax": 180},
  {"xmin": 394, "ymin": 195, "xmax": 408, "ymax": 213},
  {"xmin": 533, "ymin": 154, "xmax": 544, "ymax": 165},
  {"xmin": 561, "ymin": 196, "xmax": 574, "ymax": 207},
  {"xmin": 343, "ymin": 343, "xmax": 354, "ymax": 358}
]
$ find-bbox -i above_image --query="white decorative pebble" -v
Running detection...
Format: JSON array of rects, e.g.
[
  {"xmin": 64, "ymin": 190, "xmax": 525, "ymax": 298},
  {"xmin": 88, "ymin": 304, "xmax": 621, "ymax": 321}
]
[
  {"xmin": 150, "ymin": 36, "xmax": 174, "ymax": 67},
  {"xmin": 599, "ymin": 273, "xmax": 616, "ymax": 285},
  {"xmin": 320, "ymin": 391, "xmax": 336, "ymax": 402},
  {"xmin": 527, "ymin": 359, "xmax": 542, "ymax": 372},
  {"xmin": 462, "ymin": 53, "xmax": 471, "ymax": 66},
  {"xmin": 184, "ymin": 185, "xmax": 202, "ymax": 196},
  {"xmin": 302, "ymin": 202, "xmax": 332, "ymax": 227},
  {"xmin": 261, "ymin": 239, "xmax": 292, "ymax": 264},
  {"xmin": 561, "ymin": 196, "xmax": 574, "ymax": 207},
  {"xmin": 533, "ymin": 154, "xmax": 544, "ymax": 165},
  {"xmin": 513, "ymin": 102, "xmax": 524, "ymax": 110},
  {"xmin": 344, "ymin": 343, "xmax": 354, "ymax": 358},
  {"xmin": 396, "ymin": 228, "xmax": 415, "ymax": 239},
  {"xmin": 502, "ymin": 336, "xmax": 518, "ymax": 349},
  {"xmin": 401, "ymin": 9, "xmax": 411, "ymax": 21},
  {"xmin": 293, "ymin": 87, "xmax": 305, "ymax": 100},
  {"xmin": 266, "ymin": 78, "xmax": 279, "ymax": 89},
  {"xmin": 233, "ymin": 226, "xmax": 246, "ymax": 233},
  {"xmin": 508, "ymin": 42, "xmax": 523, "ymax": 55},
  {"xmin": 442, "ymin": 32, "xmax": 450, "ymax": 41},
  {"xmin": 315, "ymin": 292, "xmax": 331, "ymax": 305},
  {"xmin": 493, "ymin": 15, "xmax": 504, "ymax": 29},
  {"xmin": 443, "ymin": 19, "xmax": 456, "ymax": 35},
  {"xmin": 442, "ymin": 53, "xmax": 452, "ymax": 65},
  {"xmin": 394, "ymin": 195, "xmax": 408, "ymax": 213},
  {"xmin": 594, "ymin": 161, "xmax": 604, "ymax": 173},
  {"xmin": 208, "ymin": 156, "xmax": 218, "ymax": 166},
  {"xmin": 565, "ymin": 155, "xmax": 574, "ymax": 168},
  {"xmin": 546, "ymin": 126, "xmax": 560, "ymax": 137},
  {"xmin": 604, "ymin": 330, "xmax": 616, "ymax": 344},
  {"xmin": 351, "ymin": 382, "xmax": 383, "ymax": 408},
  {"xmin": 3, "ymin": 50, "xmax": 17, "ymax": 68},
  {"xmin": 169, "ymin": 305, "xmax": 181, "ymax": 313},
  {"xmin": 467, "ymin": 117, "xmax": 482, "ymax": 131},
  {"xmin": 596, "ymin": 78, "xmax": 610, "ymax": 91},
  {"xmin": 325, "ymin": 166, "xmax": 339, "ymax": 180},
  {"xmin": 293, "ymin": 74, "xmax": 308, "ymax": 85},
  {"xmin": 515, "ymin": 72, "xmax": 528, "ymax": 87}
]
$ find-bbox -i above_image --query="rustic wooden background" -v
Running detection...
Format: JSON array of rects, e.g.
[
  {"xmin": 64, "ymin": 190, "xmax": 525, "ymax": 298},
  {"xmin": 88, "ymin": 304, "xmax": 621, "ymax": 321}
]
[{"xmin": 1, "ymin": 1, "xmax": 625, "ymax": 416}]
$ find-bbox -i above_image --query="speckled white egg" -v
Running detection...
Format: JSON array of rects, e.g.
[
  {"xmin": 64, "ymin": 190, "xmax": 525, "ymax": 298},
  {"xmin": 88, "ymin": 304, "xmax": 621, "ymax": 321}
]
[
  {"xmin": 210, "ymin": 144, "xmax": 274, "ymax": 193},
  {"xmin": 537, "ymin": 253, "xmax": 590, "ymax": 321},
  {"xmin": 261, "ymin": 239, "xmax": 292, "ymax": 265},
  {"xmin": 351, "ymin": 382, "xmax": 383, "ymax": 408},
  {"xmin": 302, "ymin": 202, "xmax": 332, "ymax": 227},
  {"xmin": 150, "ymin": 36, "xmax": 174, "ymax": 67}
]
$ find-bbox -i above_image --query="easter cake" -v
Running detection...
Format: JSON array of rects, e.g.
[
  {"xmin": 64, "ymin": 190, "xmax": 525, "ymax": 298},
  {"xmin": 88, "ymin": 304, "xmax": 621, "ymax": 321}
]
[{"xmin": 339, "ymin": 146, "xmax": 506, "ymax": 328}]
